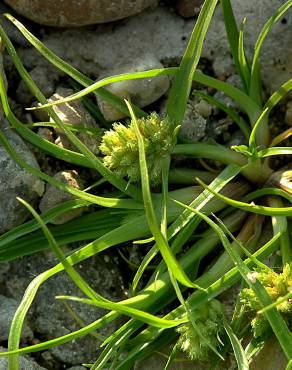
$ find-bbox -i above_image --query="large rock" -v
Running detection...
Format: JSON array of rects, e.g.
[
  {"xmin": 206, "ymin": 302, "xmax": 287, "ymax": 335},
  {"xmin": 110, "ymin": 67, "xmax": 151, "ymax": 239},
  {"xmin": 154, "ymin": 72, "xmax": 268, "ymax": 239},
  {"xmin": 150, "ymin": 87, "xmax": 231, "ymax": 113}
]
[
  {"xmin": 0, "ymin": 125, "xmax": 44, "ymax": 233},
  {"xmin": 4, "ymin": 0, "xmax": 158, "ymax": 27},
  {"xmin": 202, "ymin": 0, "xmax": 292, "ymax": 94},
  {"xmin": 96, "ymin": 55, "xmax": 170, "ymax": 121}
]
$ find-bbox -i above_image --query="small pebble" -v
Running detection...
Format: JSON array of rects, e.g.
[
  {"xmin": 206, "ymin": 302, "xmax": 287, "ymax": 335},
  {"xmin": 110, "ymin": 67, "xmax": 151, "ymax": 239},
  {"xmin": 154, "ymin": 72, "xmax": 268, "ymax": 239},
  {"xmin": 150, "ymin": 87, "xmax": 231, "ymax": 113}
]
[
  {"xmin": 176, "ymin": 0, "xmax": 204, "ymax": 18},
  {"xmin": 96, "ymin": 55, "xmax": 170, "ymax": 121},
  {"xmin": 39, "ymin": 170, "xmax": 85, "ymax": 225},
  {"xmin": 50, "ymin": 87, "xmax": 100, "ymax": 154}
]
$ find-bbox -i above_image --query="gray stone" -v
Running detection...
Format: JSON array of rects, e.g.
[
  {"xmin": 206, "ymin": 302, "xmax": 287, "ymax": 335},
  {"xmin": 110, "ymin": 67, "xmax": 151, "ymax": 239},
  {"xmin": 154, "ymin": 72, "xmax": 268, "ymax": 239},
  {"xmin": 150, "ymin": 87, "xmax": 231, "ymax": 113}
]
[
  {"xmin": 0, "ymin": 125, "xmax": 44, "ymax": 233},
  {"xmin": 16, "ymin": 66, "xmax": 60, "ymax": 104},
  {"xmin": 0, "ymin": 295, "xmax": 33, "ymax": 341},
  {"xmin": 0, "ymin": 347, "xmax": 47, "ymax": 370},
  {"xmin": 6, "ymin": 252, "xmax": 124, "ymax": 365},
  {"xmin": 39, "ymin": 170, "xmax": 85, "ymax": 225},
  {"xmin": 202, "ymin": 0, "xmax": 292, "ymax": 93},
  {"xmin": 96, "ymin": 55, "xmax": 170, "ymax": 121},
  {"xmin": 213, "ymin": 75, "xmax": 242, "ymax": 111},
  {"xmin": 4, "ymin": 0, "xmax": 158, "ymax": 27},
  {"xmin": 178, "ymin": 98, "xmax": 208, "ymax": 142},
  {"xmin": 67, "ymin": 367, "xmax": 87, "ymax": 370},
  {"xmin": 18, "ymin": 7, "xmax": 194, "ymax": 78},
  {"xmin": 50, "ymin": 87, "xmax": 100, "ymax": 154},
  {"xmin": 12, "ymin": 2, "xmax": 291, "ymax": 97}
]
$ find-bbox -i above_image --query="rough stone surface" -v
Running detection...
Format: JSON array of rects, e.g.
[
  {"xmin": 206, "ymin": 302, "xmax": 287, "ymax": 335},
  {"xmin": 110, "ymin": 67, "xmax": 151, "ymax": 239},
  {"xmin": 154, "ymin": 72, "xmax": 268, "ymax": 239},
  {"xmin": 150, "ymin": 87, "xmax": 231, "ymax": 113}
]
[
  {"xmin": 213, "ymin": 74, "xmax": 242, "ymax": 111},
  {"xmin": 39, "ymin": 170, "xmax": 85, "ymax": 225},
  {"xmin": 179, "ymin": 108, "xmax": 207, "ymax": 142},
  {"xmin": 16, "ymin": 66, "xmax": 60, "ymax": 104},
  {"xmin": 17, "ymin": 7, "xmax": 194, "ymax": 78},
  {"xmin": 202, "ymin": 0, "xmax": 292, "ymax": 93},
  {"xmin": 16, "ymin": 3, "xmax": 291, "ymax": 95},
  {"xmin": 0, "ymin": 347, "xmax": 47, "ymax": 370},
  {"xmin": 0, "ymin": 295, "xmax": 33, "ymax": 341},
  {"xmin": 6, "ymin": 252, "xmax": 124, "ymax": 365},
  {"xmin": 96, "ymin": 55, "xmax": 170, "ymax": 121},
  {"xmin": 50, "ymin": 87, "xmax": 100, "ymax": 153},
  {"xmin": 250, "ymin": 337, "xmax": 287, "ymax": 370},
  {"xmin": 0, "ymin": 125, "xmax": 44, "ymax": 233},
  {"xmin": 178, "ymin": 96, "xmax": 212, "ymax": 143},
  {"xmin": 4, "ymin": 0, "xmax": 158, "ymax": 27}
]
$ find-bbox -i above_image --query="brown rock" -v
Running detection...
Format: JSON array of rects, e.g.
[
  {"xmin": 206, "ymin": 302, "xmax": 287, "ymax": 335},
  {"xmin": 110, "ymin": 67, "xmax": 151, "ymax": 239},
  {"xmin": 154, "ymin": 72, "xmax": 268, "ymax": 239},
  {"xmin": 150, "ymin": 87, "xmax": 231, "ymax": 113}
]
[
  {"xmin": 176, "ymin": 0, "xmax": 204, "ymax": 18},
  {"xmin": 250, "ymin": 337, "xmax": 287, "ymax": 370},
  {"xmin": 4, "ymin": 0, "xmax": 158, "ymax": 27},
  {"xmin": 39, "ymin": 170, "xmax": 85, "ymax": 225},
  {"xmin": 50, "ymin": 87, "xmax": 100, "ymax": 154}
]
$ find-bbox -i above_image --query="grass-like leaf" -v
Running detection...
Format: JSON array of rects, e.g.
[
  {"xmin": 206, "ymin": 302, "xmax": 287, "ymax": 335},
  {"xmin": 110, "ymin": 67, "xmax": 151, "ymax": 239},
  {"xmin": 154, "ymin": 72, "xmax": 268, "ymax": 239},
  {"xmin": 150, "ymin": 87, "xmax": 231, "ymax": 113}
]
[
  {"xmin": 196, "ymin": 179, "xmax": 292, "ymax": 216},
  {"xmin": 126, "ymin": 100, "xmax": 205, "ymax": 290},
  {"xmin": 0, "ymin": 25, "xmax": 143, "ymax": 201},
  {"xmin": 171, "ymin": 202, "xmax": 292, "ymax": 359},
  {"xmin": 166, "ymin": 0, "xmax": 218, "ymax": 125},
  {"xmin": 0, "ymin": 128, "xmax": 142, "ymax": 209},
  {"xmin": 224, "ymin": 321, "xmax": 249, "ymax": 370},
  {"xmin": 4, "ymin": 14, "xmax": 146, "ymax": 119},
  {"xmin": 249, "ymin": 0, "xmax": 292, "ymax": 102},
  {"xmin": 238, "ymin": 18, "xmax": 251, "ymax": 92},
  {"xmin": 195, "ymin": 91, "xmax": 251, "ymax": 141}
]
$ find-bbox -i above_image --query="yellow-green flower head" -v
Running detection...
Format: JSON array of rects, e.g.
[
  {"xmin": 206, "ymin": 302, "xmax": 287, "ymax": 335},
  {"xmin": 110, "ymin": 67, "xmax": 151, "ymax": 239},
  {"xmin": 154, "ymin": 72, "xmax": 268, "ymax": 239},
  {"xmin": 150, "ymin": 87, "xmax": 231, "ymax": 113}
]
[
  {"xmin": 176, "ymin": 300, "xmax": 225, "ymax": 361},
  {"xmin": 99, "ymin": 113, "xmax": 173, "ymax": 185},
  {"xmin": 240, "ymin": 264, "xmax": 292, "ymax": 338}
]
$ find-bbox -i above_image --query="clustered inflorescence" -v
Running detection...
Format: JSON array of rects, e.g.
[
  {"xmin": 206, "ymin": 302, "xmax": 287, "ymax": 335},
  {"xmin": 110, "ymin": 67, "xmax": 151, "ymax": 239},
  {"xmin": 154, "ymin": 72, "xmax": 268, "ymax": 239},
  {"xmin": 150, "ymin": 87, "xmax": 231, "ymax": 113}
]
[
  {"xmin": 176, "ymin": 299, "xmax": 225, "ymax": 361},
  {"xmin": 240, "ymin": 263, "xmax": 292, "ymax": 338},
  {"xmin": 99, "ymin": 112, "xmax": 174, "ymax": 185}
]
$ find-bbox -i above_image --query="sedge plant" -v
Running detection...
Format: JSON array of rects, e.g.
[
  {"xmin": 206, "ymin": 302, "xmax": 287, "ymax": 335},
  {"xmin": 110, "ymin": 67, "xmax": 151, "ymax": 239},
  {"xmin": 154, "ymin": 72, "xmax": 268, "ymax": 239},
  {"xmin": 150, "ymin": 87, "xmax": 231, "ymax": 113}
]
[{"xmin": 0, "ymin": 0, "xmax": 291, "ymax": 369}]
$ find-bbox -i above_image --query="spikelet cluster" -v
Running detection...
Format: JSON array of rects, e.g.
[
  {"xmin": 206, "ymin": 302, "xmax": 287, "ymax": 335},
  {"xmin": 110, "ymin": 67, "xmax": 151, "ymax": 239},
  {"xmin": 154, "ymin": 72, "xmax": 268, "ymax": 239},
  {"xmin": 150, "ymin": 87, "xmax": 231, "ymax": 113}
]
[
  {"xmin": 240, "ymin": 264, "xmax": 292, "ymax": 338},
  {"xmin": 176, "ymin": 300, "xmax": 225, "ymax": 361},
  {"xmin": 99, "ymin": 113, "xmax": 173, "ymax": 185}
]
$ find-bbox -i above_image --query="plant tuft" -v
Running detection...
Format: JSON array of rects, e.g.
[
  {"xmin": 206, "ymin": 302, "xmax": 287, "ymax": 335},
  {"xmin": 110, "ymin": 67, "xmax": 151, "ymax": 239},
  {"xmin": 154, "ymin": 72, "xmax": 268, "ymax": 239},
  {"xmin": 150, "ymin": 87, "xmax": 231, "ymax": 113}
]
[
  {"xmin": 240, "ymin": 263, "xmax": 292, "ymax": 337},
  {"xmin": 176, "ymin": 299, "xmax": 225, "ymax": 361},
  {"xmin": 99, "ymin": 112, "xmax": 174, "ymax": 185}
]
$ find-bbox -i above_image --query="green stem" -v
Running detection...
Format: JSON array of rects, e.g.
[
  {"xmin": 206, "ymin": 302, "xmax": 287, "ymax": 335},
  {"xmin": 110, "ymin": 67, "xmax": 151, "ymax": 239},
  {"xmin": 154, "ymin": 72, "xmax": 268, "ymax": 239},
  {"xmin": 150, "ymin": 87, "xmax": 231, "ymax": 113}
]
[
  {"xmin": 173, "ymin": 143, "xmax": 246, "ymax": 166},
  {"xmin": 168, "ymin": 168, "xmax": 216, "ymax": 184},
  {"xmin": 268, "ymin": 196, "xmax": 291, "ymax": 265}
]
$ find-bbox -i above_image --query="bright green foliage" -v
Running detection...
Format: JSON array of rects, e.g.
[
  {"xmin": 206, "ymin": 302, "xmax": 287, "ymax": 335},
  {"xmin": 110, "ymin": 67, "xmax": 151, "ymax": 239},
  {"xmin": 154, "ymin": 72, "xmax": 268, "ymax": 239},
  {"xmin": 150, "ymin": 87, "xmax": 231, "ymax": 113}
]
[
  {"xmin": 99, "ymin": 112, "xmax": 174, "ymax": 185},
  {"xmin": 240, "ymin": 264, "xmax": 292, "ymax": 337},
  {"xmin": 176, "ymin": 299, "xmax": 225, "ymax": 361}
]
